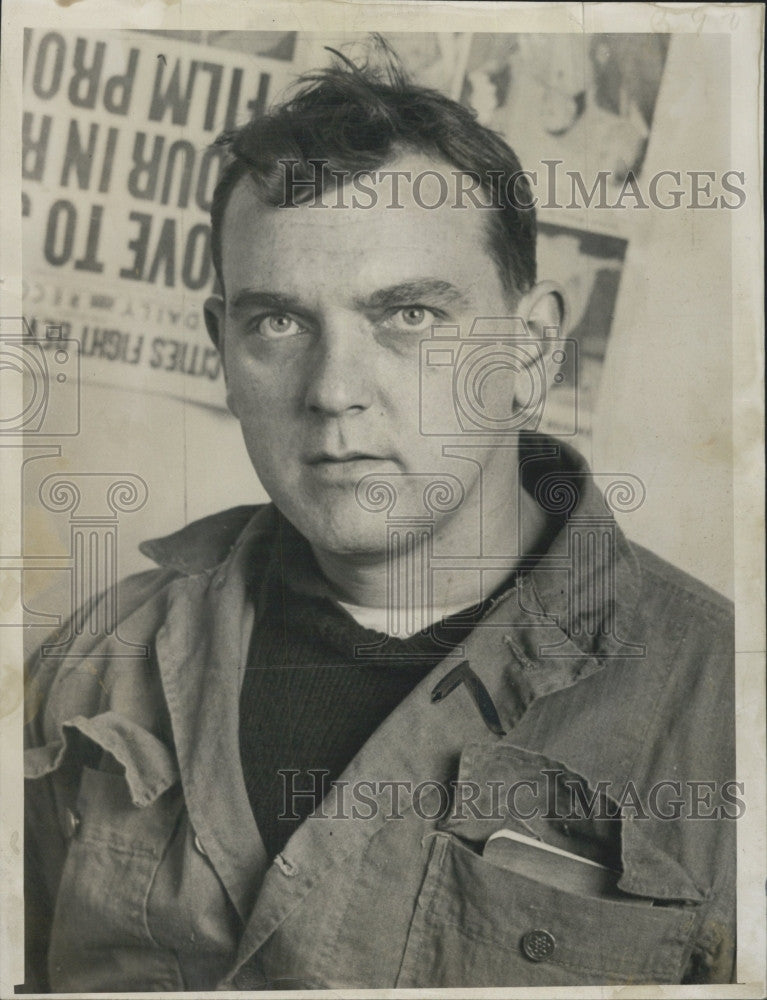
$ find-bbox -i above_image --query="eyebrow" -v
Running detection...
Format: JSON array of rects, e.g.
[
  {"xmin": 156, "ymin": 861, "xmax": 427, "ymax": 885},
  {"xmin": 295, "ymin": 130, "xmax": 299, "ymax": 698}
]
[
  {"xmin": 227, "ymin": 279, "xmax": 470, "ymax": 319},
  {"xmin": 228, "ymin": 290, "xmax": 305, "ymax": 318},
  {"xmin": 356, "ymin": 280, "xmax": 470, "ymax": 312}
]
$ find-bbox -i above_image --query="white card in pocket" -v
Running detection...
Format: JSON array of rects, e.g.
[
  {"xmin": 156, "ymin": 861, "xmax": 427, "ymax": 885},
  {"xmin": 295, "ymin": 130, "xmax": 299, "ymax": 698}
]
[{"xmin": 482, "ymin": 828, "xmax": 652, "ymax": 903}]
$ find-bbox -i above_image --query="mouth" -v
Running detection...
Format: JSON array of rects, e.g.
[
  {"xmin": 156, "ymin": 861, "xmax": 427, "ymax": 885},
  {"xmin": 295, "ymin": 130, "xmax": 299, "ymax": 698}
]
[
  {"xmin": 305, "ymin": 452, "xmax": 394, "ymax": 481},
  {"xmin": 308, "ymin": 451, "xmax": 384, "ymax": 465}
]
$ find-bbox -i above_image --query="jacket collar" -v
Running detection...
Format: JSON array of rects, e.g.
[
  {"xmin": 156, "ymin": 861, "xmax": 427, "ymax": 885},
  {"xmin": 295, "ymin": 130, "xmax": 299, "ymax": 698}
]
[
  {"xmin": 139, "ymin": 504, "xmax": 267, "ymax": 575},
  {"xmin": 138, "ymin": 436, "xmax": 643, "ymax": 668},
  {"xmin": 140, "ymin": 438, "xmax": 646, "ymax": 735}
]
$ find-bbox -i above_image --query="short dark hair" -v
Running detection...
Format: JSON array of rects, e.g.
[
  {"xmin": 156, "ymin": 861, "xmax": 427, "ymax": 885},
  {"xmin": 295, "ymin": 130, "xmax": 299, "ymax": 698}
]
[{"xmin": 210, "ymin": 42, "xmax": 536, "ymax": 299}]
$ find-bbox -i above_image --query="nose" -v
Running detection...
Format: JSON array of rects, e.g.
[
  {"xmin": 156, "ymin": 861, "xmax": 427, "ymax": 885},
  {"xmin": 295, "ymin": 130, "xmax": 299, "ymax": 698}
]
[{"xmin": 303, "ymin": 313, "xmax": 373, "ymax": 417}]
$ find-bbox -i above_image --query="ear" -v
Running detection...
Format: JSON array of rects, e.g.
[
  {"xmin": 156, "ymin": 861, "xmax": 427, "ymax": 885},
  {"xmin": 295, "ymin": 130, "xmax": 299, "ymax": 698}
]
[
  {"xmin": 515, "ymin": 280, "xmax": 568, "ymax": 343},
  {"xmin": 505, "ymin": 281, "xmax": 569, "ymax": 427},
  {"xmin": 204, "ymin": 294, "xmax": 239, "ymax": 418},
  {"xmin": 204, "ymin": 293, "xmax": 225, "ymax": 350}
]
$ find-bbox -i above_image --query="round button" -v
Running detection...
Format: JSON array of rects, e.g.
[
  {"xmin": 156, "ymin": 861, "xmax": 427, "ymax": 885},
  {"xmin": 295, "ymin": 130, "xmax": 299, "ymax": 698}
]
[
  {"xmin": 521, "ymin": 929, "xmax": 556, "ymax": 962},
  {"xmin": 63, "ymin": 807, "xmax": 80, "ymax": 839},
  {"xmin": 193, "ymin": 833, "xmax": 208, "ymax": 857}
]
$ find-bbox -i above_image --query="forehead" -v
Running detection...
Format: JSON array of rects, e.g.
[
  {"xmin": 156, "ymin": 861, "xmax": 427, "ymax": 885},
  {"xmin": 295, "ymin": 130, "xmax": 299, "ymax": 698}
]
[{"xmin": 219, "ymin": 154, "xmax": 503, "ymax": 300}]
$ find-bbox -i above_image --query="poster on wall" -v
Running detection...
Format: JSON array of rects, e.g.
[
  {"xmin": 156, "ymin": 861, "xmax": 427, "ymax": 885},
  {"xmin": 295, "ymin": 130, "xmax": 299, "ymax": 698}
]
[
  {"xmin": 536, "ymin": 222, "xmax": 626, "ymax": 441},
  {"xmin": 460, "ymin": 33, "xmax": 670, "ymax": 198},
  {"xmin": 20, "ymin": 29, "xmax": 477, "ymax": 410},
  {"xmin": 21, "ymin": 29, "xmax": 298, "ymax": 407}
]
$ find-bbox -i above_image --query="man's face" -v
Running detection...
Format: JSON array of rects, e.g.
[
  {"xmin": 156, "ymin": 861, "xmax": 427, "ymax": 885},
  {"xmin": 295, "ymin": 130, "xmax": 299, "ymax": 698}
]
[{"xmin": 209, "ymin": 154, "xmax": 527, "ymax": 560}]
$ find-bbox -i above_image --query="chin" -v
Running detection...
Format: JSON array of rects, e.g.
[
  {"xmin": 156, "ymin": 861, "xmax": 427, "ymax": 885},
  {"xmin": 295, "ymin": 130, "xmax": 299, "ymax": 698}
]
[{"xmin": 293, "ymin": 506, "xmax": 391, "ymax": 560}]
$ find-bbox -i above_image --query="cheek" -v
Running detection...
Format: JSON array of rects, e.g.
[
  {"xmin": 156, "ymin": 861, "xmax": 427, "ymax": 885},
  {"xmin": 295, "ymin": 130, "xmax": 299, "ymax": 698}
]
[
  {"xmin": 226, "ymin": 352, "xmax": 298, "ymax": 417},
  {"xmin": 229, "ymin": 384, "xmax": 299, "ymax": 463}
]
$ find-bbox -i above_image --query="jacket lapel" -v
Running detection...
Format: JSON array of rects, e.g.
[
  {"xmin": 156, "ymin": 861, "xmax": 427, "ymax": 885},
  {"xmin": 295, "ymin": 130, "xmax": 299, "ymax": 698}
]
[{"xmin": 154, "ymin": 510, "xmax": 274, "ymax": 921}]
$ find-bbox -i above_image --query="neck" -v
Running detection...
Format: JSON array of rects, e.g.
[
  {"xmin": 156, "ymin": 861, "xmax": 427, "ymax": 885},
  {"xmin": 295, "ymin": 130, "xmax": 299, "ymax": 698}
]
[{"xmin": 312, "ymin": 479, "xmax": 550, "ymax": 625}]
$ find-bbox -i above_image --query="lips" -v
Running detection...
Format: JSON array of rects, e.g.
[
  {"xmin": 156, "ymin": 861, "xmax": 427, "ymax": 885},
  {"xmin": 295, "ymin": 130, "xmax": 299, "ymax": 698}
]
[
  {"xmin": 307, "ymin": 451, "xmax": 383, "ymax": 464},
  {"xmin": 304, "ymin": 452, "xmax": 395, "ymax": 482}
]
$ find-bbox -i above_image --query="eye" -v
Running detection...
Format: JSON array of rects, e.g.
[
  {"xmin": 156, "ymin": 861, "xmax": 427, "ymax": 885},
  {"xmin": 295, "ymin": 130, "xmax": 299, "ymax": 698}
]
[
  {"xmin": 385, "ymin": 306, "xmax": 437, "ymax": 333},
  {"xmin": 254, "ymin": 313, "xmax": 306, "ymax": 340}
]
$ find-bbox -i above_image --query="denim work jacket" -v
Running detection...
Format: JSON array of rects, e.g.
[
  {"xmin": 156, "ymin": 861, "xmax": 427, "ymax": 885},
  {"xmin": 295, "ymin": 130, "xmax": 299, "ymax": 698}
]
[{"xmin": 23, "ymin": 446, "xmax": 737, "ymax": 991}]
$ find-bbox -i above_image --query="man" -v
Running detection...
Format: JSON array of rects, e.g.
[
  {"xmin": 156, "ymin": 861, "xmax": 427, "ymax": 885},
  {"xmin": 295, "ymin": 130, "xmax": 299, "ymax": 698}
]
[{"xmin": 23, "ymin": 52, "xmax": 736, "ymax": 991}]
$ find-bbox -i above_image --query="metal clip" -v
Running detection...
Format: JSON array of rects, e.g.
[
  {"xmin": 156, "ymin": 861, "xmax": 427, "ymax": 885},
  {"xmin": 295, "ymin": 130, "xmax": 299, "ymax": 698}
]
[{"xmin": 431, "ymin": 660, "xmax": 506, "ymax": 736}]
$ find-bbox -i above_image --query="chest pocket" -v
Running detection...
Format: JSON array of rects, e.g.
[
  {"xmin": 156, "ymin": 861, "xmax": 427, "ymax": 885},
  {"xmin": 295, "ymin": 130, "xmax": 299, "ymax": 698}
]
[
  {"xmin": 49, "ymin": 764, "xmax": 185, "ymax": 992},
  {"xmin": 395, "ymin": 741, "xmax": 702, "ymax": 988},
  {"xmin": 396, "ymin": 831, "xmax": 698, "ymax": 987},
  {"xmin": 28, "ymin": 712, "xmax": 185, "ymax": 993}
]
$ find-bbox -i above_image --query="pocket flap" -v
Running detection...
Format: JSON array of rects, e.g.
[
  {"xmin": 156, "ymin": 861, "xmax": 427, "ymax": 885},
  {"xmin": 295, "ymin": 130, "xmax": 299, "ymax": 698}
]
[
  {"xmin": 24, "ymin": 710, "xmax": 179, "ymax": 807},
  {"xmin": 441, "ymin": 740, "xmax": 706, "ymax": 904}
]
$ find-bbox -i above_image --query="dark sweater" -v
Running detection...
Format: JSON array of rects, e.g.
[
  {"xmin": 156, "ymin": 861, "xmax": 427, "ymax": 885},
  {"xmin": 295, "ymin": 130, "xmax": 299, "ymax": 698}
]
[{"xmin": 238, "ymin": 521, "xmax": 494, "ymax": 860}]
